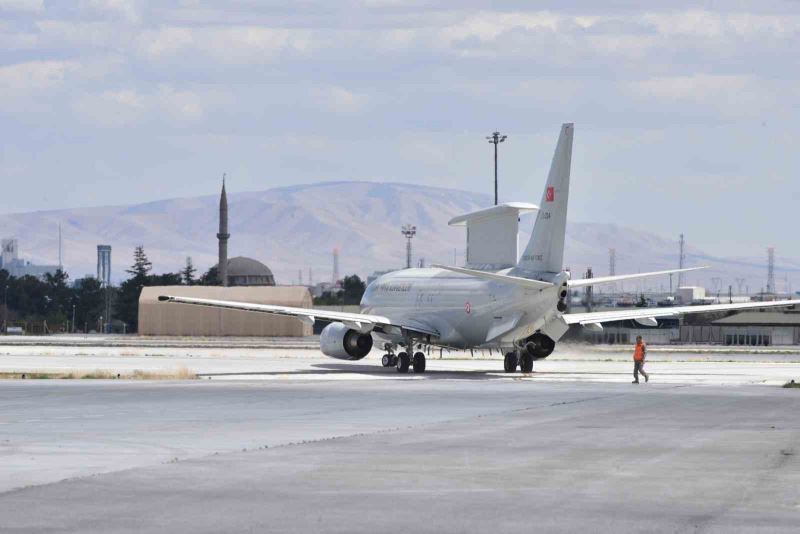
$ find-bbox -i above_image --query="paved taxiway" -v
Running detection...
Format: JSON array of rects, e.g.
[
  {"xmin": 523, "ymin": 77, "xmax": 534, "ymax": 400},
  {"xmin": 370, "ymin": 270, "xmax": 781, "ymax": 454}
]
[
  {"xmin": 1, "ymin": 379, "xmax": 799, "ymax": 533},
  {"xmin": 1, "ymin": 345, "xmax": 799, "ymax": 532}
]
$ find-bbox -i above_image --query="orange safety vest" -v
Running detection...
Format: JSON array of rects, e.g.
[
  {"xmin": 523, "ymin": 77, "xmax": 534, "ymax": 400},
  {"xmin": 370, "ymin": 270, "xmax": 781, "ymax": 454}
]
[{"xmin": 634, "ymin": 342, "xmax": 646, "ymax": 362}]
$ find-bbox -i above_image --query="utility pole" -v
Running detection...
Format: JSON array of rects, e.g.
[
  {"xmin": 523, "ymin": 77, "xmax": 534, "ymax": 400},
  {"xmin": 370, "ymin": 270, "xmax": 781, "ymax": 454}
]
[
  {"xmin": 2, "ymin": 283, "xmax": 7, "ymax": 334},
  {"xmin": 735, "ymin": 278, "xmax": 746, "ymax": 295},
  {"xmin": 58, "ymin": 223, "xmax": 63, "ymax": 271},
  {"xmin": 401, "ymin": 224, "xmax": 417, "ymax": 269},
  {"xmin": 486, "ymin": 131, "xmax": 507, "ymax": 205},
  {"xmin": 585, "ymin": 267, "xmax": 593, "ymax": 312}
]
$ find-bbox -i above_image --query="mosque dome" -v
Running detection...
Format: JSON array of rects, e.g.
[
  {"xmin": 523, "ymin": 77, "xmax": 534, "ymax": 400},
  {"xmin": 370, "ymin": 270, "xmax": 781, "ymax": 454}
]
[{"xmin": 217, "ymin": 256, "xmax": 276, "ymax": 286}]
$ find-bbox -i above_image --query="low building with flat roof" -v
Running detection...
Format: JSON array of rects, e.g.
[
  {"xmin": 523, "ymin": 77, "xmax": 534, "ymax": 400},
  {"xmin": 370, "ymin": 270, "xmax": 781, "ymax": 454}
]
[{"xmin": 138, "ymin": 285, "xmax": 312, "ymax": 337}]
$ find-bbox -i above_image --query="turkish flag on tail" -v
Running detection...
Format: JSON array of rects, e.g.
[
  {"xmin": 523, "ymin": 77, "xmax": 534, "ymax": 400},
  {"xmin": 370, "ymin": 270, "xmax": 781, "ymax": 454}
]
[{"xmin": 546, "ymin": 186, "xmax": 555, "ymax": 202}]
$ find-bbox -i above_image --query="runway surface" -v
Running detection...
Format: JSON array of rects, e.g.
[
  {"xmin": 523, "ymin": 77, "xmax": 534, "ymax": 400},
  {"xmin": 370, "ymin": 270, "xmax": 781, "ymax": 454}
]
[{"xmin": 1, "ymin": 374, "xmax": 799, "ymax": 533}]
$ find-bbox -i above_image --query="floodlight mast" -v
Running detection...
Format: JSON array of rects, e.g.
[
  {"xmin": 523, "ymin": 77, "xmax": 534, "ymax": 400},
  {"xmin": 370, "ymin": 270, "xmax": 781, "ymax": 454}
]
[
  {"xmin": 401, "ymin": 224, "xmax": 417, "ymax": 269},
  {"xmin": 486, "ymin": 131, "xmax": 507, "ymax": 205}
]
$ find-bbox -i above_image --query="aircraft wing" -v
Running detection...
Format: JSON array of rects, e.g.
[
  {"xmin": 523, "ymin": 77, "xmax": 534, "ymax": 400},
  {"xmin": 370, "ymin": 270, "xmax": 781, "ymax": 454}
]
[
  {"xmin": 157, "ymin": 295, "xmax": 438, "ymax": 337},
  {"xmin": 567, "ymin": 267, "xmax": 706, "ymax": 288},
  {"xmin": 563, "ymin": 299, "xmax": 800, "ymax": 327}
]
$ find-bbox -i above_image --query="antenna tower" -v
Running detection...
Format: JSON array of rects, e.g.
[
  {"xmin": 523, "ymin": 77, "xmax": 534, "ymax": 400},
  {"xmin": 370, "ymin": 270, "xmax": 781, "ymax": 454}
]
[
  {"xmin": 677, "ymin": 234, "xmax": 686, "ymax": 289},
  {"xmin": 767, "ymin": 247, "xmax": 775, "ymax": 294},
  {"xmin": 608, "ymin": 248, "xmax": 616, "ymax": 293},
  {"xmin": 332, "ymin": 249, "xmax": 340, "ymax": 285}
]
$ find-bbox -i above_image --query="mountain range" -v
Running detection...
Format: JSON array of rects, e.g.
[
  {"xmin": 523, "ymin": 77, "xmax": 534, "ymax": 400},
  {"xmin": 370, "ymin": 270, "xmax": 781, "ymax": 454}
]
[{"xmin": 1, "ymin": 181, "xmax": 797, "ymax": 294}]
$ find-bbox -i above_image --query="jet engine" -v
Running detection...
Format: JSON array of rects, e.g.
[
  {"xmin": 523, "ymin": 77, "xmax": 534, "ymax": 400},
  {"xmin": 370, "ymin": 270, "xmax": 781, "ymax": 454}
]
[
  {"xmin": 524, "ymin": 333, "xmax": 556, "ymax": 360},
  {"xmin": 320, "ymin": 322, "xmax": 373, "ymax": 360}
]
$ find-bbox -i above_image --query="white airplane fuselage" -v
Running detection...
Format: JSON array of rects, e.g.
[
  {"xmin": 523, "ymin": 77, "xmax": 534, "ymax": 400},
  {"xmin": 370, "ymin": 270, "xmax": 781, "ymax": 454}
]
[{"xmin": 360, "ymin": 267, "xmax": 567, "ymax": 349}]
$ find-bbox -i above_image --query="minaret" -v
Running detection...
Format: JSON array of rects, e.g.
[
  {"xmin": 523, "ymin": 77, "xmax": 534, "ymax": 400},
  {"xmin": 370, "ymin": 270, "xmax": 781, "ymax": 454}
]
[{"xmin": 217, "ymin": 175, "xmax": 229, "ymax": 287}]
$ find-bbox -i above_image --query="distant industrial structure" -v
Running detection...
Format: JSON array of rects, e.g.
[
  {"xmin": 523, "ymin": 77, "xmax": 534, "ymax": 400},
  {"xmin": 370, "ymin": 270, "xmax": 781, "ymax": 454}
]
[
  {"xmin": 97, "ymin": 245, "xmax": 113, "ymax": 333},
  {"xmin": 0, "ymin": 238, "xmax": 59, "ymax": 279},
  {"xmin": 401, "ymin": 224, "xmax": 416, "ymax": 269},
  {"xmin": 96, "ymin": 245, "xmax": 111, "ymax": 285}
]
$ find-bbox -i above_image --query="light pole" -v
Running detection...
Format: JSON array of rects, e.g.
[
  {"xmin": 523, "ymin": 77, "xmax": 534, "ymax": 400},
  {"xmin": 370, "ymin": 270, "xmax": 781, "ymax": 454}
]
[
  {"xmin": 486, "ymin": 131, "xmax": 507, "ymax": 205},
  {"xmin": 401, "ymin": 224, "xmax": 417, "ymax": 269}
]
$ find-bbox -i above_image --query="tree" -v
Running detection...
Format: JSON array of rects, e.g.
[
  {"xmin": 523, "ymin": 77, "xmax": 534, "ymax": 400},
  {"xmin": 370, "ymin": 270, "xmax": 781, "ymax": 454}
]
[
  {"xmin": 181, "ymin": 257, "xmax": 197, "ymax": 285},
  {"xmin": 313, "ymin": 275, "xmax": 366, "ymax": 306},
  {"xmin": 149, "ymin": 272, "xmax": 183, "ymax": 286},
  {"xmin": 11, "ymin": 275, "xmax": 49, "ymax": 319},
  {"xmin": 44, "ymin": 268, "xmax": 71, "ymax": 320},
  {"xmin": 116, "ymin": 246, "xmax": 154, "ymax": 332},
  {"xmin": 199, "ymin": 266, "xmax": 220, "ymax": 286},
  {"xmin": 72, "ymin": 277, "xmax": 105, "ymax": 332},
  {"xmin": 127, "ymin": 245, "xmax": 152, "ymax": 280},
  {"xmin": 342, "ymin": 275, "xmax": 366, "ymax": 305}
]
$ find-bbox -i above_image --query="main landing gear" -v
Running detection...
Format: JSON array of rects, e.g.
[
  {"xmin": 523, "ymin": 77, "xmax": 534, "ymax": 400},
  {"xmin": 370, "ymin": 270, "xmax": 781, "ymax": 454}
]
[
  {"xmin": 504, "ymin": 350, "xmax": 534, "ymax": 373},
  {"xmin": 382, "ymin": 346, "xmax": 426, "ymax": 374}
]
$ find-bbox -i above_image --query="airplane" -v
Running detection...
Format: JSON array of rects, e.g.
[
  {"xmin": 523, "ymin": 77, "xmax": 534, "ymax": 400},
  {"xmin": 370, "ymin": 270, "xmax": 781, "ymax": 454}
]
[{"xmin": 159, "ymin": 123, "xmax": 800, "ymax": 374}]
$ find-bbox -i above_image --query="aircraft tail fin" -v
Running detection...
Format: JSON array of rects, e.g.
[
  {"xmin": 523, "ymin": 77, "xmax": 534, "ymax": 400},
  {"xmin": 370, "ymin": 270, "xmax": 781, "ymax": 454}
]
[{"xmin": 516, "ymin": 123, "xmax": 574, "ymax": 274}]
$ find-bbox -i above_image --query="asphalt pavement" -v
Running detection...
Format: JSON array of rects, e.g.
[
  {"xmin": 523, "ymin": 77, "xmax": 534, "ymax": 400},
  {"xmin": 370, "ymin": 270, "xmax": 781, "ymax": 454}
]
[{"xmin": 1, "ymin": 377, "xmax": 798, "ymax": 533}]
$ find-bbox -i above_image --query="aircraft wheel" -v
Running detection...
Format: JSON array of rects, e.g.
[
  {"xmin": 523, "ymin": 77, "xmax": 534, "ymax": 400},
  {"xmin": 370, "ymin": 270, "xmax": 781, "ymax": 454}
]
[
  {"xmin": 412, "ymin": 352, "xmax": 426, "ymax": 373},
  {"xmin": 520, "ymin": 353, "xmax": 534, "ymax": 373},
  {"xmin": 381, "ymin": 354, "xmax": 393, "ymax": 367},
  {"xmin": 503, "ymin": 352, "xmax": 517, "ymax": 373},
  {"xmin": 396, "ymin": 352, "xmax": 410, "ymax": 373}
]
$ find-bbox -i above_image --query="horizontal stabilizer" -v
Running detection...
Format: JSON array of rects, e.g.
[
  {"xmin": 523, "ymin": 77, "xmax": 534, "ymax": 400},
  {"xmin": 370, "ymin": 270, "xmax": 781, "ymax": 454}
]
[
  {"xmin": 568, "ymin": 266, "xmax": 707, "ymax": 288},
  {"xmin": 432, "ymin": 264, "xmax": 553, "ymax": 290}
]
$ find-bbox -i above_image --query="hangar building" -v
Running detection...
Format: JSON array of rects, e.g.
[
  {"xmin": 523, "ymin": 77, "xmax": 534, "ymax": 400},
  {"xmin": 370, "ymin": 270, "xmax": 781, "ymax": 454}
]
[{"xmin": 138, "ymin": 285, "xmax": 312, "ymax": 337}]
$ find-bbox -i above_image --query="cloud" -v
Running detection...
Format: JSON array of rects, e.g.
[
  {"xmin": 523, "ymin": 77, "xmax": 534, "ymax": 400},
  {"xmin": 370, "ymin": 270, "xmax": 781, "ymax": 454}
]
[
  {"xmin": 0, "ymin": 0, "xmax": 43, "ymax": 13},
  {"xmin": 308, "ymin": 86, "xmax": 369, "ymax": 115},
  {"xmin": 79, "ymin": 0, "xmax": 142, "ymax": 23},
  {"xmin": 624, "ymin": 74, "xmax": 790, "ymax": 120},
  {"xmin": 70, "ymin": 85, "xmax": 231, "ymax": 127},
  {"xmin": 0, "ymin": 60, "xmax": 74, "ymax": 91},
  {"xmin": 71, "ymin": 89, "xmax": 145, "ymax": 127},
  {"xmin": 137, "ymin": 25, "xmax": 314, "ymax": 64}
]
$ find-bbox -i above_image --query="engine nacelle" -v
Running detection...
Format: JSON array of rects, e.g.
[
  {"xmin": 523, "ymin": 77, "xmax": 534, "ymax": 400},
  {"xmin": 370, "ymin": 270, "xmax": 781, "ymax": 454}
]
[
  {"xmin": 524, "ymin": 333, "xmax": 556, "ymax": 360},
  {"xmin": 320, "ymin": 322, "xmax": 373, "ymax": 360}
]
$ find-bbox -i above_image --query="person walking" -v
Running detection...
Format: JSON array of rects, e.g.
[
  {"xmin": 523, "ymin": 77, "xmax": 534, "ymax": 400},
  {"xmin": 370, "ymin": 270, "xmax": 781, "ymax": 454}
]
[{"xmin": 632, "ymin": 335, "xmax": 649, "ymax": 384}]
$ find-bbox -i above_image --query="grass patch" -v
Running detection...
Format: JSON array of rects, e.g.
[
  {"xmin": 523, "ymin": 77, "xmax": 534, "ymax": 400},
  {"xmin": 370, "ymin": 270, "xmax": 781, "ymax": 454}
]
[
  {"xmin": 783, "ymin": 380, "xmax": 800, "ymax": 389},
  {"xmin": 0, "ymin": 367, "xmax": 197, "ymax": 380}
]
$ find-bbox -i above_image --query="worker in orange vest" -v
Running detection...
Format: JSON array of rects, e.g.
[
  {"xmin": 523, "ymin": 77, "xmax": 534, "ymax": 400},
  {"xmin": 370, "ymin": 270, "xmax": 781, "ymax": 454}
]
[{"xmin": 633, "ymin": 335, "xmax": 649, "ymax": 384}]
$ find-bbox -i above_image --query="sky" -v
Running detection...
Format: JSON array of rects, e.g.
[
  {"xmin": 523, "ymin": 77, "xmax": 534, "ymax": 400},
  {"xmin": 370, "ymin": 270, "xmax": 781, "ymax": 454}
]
[{"xmin": 1, "ymin": 0, "xmax": 799, "ymax": 258}]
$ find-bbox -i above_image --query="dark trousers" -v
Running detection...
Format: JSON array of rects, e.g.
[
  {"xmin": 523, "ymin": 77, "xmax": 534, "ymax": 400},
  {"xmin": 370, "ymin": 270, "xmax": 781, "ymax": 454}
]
[{"xmin": 634, "ymin": 360, "xmax": 648, "ymax": 382}]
